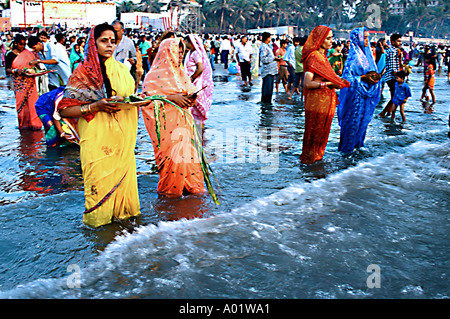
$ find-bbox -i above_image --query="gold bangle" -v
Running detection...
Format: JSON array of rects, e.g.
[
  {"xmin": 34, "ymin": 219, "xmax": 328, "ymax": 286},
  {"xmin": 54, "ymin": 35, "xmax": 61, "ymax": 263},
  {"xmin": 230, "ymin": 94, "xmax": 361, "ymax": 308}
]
[{"xmin": 80, "ymin": 104, "xmax": 90, "ymax": 116}]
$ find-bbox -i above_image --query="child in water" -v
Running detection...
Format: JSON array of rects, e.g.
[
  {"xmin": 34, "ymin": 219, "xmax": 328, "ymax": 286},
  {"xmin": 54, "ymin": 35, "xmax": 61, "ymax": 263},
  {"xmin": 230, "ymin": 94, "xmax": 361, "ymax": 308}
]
[
  {"xmin": 403, "ymin": 59, "xmax": 412, "ymax": 82},
  {"xmin": 420, "ymin": 61, "xmax": 436, "ymax": 105},
  {"xmin": 391, "ymin": 71, "xmax": 412, "ymax": 122},
  {"xmin": 228, "ymin": 59, "xmax": 239, "ymax": 75}
]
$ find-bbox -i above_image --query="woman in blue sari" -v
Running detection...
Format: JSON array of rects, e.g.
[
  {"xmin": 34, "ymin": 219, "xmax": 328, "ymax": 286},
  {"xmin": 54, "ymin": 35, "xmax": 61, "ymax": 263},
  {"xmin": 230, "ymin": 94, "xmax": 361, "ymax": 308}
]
[
  {"xmin": 337, "ymin": 27, "xmax": 381, "ymax": 154},
  {"xmin": 375, "ymin": 38, "xmax": 387, "ymax": 94},
  {"xmin": 69, "ymin": 42, "xmax": 84, "ymax": 72}
]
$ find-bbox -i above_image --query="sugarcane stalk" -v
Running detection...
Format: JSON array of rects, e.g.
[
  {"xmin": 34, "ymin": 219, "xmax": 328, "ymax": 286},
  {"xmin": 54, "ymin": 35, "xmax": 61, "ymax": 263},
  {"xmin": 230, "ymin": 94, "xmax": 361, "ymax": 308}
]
[{"xmin": 141, "ymin": 95, "xmax": 220, "ymax": 205}]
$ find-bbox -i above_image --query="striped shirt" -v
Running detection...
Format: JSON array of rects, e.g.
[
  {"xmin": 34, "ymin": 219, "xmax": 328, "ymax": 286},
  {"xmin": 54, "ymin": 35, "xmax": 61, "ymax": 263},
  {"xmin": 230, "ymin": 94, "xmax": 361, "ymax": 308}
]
[
  {"xmin": 384, "ymin": 45, "xmax": 400, "ymax": 82},
  {"xmin": 259, "ymin": 43, "xmax": 278, "ymax": 78}
]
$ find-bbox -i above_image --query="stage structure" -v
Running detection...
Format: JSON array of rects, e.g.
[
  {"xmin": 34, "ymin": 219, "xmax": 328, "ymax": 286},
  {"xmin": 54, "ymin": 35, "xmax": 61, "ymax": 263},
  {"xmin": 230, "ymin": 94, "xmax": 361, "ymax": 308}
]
[{"xmin": 9, "ymin": 0, "xmax": 116, "ymax": 28}]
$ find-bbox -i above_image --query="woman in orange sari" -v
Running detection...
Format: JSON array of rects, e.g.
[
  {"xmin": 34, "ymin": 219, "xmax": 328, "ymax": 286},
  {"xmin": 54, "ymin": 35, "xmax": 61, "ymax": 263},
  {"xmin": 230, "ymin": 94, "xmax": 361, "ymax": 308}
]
[
  {"xmin": 11, "ymin": 36, "xmax": 43, "ymax": 130},
  {"xmin": 141, "ymin": 38, "xmax": 214, "ymax": 200},
  {"xmin": 300, "ymin": 26, "xmax": 350, "ymax": 164}
]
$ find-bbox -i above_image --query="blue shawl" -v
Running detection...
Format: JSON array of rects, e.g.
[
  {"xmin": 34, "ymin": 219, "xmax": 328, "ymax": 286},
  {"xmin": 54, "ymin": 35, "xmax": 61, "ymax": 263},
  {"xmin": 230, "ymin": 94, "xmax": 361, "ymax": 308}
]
[{"xmin": 337, "ymin": 27, "xmax": 381, "ymax": 153}]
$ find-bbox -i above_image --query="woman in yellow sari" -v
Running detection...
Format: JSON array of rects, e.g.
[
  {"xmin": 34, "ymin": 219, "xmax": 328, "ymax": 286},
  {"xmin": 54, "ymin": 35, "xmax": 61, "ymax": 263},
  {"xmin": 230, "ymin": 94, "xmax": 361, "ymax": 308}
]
[{"xmin": 58, "ymin": 23, "xmax": 140, "ymax": 227}]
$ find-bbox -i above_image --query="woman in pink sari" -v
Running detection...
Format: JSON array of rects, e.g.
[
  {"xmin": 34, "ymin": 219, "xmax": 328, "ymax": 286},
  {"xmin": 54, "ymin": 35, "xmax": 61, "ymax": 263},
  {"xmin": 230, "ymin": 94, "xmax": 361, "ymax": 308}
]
[
  {"xmin": 140, "ymin": 38, "xmax": 220, "ymax": 205},
  {"xmin": 183, "ymin": 34, "xmax": 214, "ymax": 128},
  {"xmin": 11, "ymin": 36, "xmax": 43, "ymax": 130}
]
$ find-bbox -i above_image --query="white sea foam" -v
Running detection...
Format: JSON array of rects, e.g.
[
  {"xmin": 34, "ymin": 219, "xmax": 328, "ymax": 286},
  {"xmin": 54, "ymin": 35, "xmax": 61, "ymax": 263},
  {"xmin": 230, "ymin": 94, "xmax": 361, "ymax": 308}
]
[{"xmin": 1, "ymin": 140, "xmax": 448, "ymax": 298}]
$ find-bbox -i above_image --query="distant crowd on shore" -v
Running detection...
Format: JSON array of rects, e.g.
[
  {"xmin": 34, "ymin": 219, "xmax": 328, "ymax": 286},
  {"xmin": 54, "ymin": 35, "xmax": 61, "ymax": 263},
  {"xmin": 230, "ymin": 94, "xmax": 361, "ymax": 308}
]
[
  {"xmin": 1, "ymin": 23, "xmax": 449, "ymax": 228},
  {"xmin": 2, "ymin": 26, "xmax": 450, "ymax": 79}
]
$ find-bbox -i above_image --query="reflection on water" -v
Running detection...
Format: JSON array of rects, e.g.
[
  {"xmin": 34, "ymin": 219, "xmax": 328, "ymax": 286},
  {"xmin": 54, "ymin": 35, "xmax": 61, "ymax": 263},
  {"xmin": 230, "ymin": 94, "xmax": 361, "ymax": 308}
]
[
  {"xmin": 155, "ymin": 194, "xmax": 211, "ymax": 222},
  {"xmin": 16, "ymin": 129, "xmax": 82, "ymax": 197},
  {"xmin": 382, "ymin": 121, "xmax": 407, "ymax": 136}
]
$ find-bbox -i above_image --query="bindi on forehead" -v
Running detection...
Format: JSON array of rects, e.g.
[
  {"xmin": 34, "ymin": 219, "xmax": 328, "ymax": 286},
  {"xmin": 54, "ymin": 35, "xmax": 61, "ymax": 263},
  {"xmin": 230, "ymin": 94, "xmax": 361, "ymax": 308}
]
[{"xmin": 98, "ymin": 36, "xmax": 116, "ymax": 43}]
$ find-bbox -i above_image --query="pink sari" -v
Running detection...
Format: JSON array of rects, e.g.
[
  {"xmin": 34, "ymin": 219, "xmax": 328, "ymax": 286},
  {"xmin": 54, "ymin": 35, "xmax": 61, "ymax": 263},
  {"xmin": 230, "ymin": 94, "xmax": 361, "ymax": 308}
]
[
  {"xmin": 141, "ymin": 38, "xmax": 205, "ymax": 197},
  {"xmin": 184, "ymin": 34, "xmax": 214, "ymax": 126},
  {"xmin": 12, "ymin": 49, "xmax": 42, "ymax": 130}
]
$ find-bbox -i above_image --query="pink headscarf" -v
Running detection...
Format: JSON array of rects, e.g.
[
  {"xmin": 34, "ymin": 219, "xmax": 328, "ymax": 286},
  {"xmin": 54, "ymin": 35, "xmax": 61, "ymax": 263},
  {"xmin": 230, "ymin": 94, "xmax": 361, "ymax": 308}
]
[
  {"xmin": 143, "ymin": 38, "xmax": 196, "ymax": 96},
  {"xmin": 184, "ymin": 34, "xmax": 214, "ymax": 123}
]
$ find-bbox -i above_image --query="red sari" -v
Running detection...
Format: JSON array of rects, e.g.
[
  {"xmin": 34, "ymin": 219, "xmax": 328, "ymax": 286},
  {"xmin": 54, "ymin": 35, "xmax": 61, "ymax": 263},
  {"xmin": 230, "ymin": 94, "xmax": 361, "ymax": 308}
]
[
  {"xmin": 300, "ymin": 26, "xmax": 350, "ymax": 164},
  {"xmin": 11, "ymin": 49, "xmax": 42, "ymax": 130}
]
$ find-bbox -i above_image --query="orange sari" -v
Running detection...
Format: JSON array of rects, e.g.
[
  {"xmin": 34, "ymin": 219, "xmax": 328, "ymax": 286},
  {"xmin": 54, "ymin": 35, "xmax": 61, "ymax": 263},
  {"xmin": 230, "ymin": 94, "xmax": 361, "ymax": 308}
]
[
  {"xmin": 300, "ymin": 26, "xmax": 350, "ymax": 164},
  {"xmin": 11, "ymin": 49, "xmax": 42, "ymax": 130},
  {"xmin": 141, "ymin": 38, "xmax": 205, "ymax": 197}
]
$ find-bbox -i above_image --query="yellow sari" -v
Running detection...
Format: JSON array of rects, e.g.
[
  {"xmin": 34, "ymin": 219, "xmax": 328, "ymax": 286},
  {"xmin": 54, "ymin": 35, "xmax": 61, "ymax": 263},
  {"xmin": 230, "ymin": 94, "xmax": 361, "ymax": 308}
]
[
  {"xmin": 78, "ymin": 57, "xmax": 139, "ymax": 227},
  {"xmin": 59, "ymin": 25, "xmax": 141, "ymax": 228}
]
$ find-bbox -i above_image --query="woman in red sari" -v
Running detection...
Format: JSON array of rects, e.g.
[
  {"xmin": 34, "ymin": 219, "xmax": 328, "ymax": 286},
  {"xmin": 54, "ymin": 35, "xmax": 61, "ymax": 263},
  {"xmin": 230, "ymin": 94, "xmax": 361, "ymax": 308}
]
[
  {"xmin": 300, "ymin": 26, "xmax": 350, "ymax": 164},
  {"xmin": 11, "ymin": 36, "xmax": 43, "ymax": 130}
]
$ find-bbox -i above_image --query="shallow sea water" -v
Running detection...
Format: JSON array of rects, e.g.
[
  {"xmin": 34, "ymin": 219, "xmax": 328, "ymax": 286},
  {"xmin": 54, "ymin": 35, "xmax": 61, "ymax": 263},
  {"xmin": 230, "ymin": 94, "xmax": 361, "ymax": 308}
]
[{"xmin": 0, "ymin": 64, "xmax": 448, "ymax": 299}]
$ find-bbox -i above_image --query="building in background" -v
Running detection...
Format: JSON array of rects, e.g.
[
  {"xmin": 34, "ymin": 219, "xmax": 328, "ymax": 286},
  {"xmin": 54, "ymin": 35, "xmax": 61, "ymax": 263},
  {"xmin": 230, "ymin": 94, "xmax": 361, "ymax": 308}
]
[{"xmin": 389, "ymin": 0, "xmax": 439, "ymax": 15}]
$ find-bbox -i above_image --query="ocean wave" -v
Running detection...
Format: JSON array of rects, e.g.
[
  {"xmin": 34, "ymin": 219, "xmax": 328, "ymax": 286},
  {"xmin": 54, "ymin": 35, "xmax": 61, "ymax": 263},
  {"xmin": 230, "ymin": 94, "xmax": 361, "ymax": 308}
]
[{"xmin": 2, "ymin": 140, "xmax": 448, "ymax": 299}]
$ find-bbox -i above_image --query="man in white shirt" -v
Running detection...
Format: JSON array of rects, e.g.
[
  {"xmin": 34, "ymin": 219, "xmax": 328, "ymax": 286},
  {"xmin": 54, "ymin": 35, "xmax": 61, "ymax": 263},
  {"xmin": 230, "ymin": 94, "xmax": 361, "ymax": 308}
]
[
  {"xmin": 37, "ymin": 31, "xmax": 52, "ymax": 94},
  {"xmin": 283, "ymin": 41, "xmax": 296, "ymax": 93},
  {"xmin": 34, "ymin": 33, "xmax": 72, "ymax": 91},
  {"xmin": 219, "ymin": 36, "xmax": 232, "ymax": 69},
  {"xmin": 112, "ymin": 20, "xmax": 136, "ymax": 70},
  {"xmin": 234, "ymin": 35, "xmax": 253, "ymax": 86},
  {"xmin": 38, "ymin": 31, "xmax": 51, "ymax": 61}
]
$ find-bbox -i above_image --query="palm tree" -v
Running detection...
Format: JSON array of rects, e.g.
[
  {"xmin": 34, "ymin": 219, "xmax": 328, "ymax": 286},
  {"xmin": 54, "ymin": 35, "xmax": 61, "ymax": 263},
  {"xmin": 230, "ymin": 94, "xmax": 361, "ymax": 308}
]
[
  {"xmin": 291, "ymin": 0, "xmax": 310, "ymax": 30},
  {"xmin": 211, "ymin": 0, "xmax": 236, "ymax": 32},
  {"xmin": 253, "ymin": 0, "xmax": 275, "ymax": 28},
  {"xmin": 118, "ymin": 1, "xmax": 138, "ymax": 13},
  {"xmin": 138, "ymin": 0, "xmax": 162, "ymax": 13},
  {"xmin": 405, "ymin": 4, "xmax": 428, "ymax": 35},
  {"xmin": 274, "ymin": 0, "xmax": 293, "ymax": 27},
  {"xmin": 232, "ymin": 0, "xmax": 256, "ymax": 31}
]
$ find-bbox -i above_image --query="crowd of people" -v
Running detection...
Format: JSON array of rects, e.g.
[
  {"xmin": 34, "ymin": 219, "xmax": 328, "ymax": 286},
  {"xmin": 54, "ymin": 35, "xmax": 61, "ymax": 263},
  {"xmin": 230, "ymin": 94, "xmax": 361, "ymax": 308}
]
[{"xmin": 2, "ymin": 22, "xmax": 449, "ymax": 227}]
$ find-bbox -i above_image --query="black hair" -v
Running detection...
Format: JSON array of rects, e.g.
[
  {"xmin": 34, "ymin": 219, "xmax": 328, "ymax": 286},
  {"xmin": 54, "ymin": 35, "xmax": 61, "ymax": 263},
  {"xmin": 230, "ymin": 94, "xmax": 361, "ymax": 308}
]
[
  {"xmin": 395, "ymin": 70, "xmax": 407, "ymax": 79},
  {"xmin": 184, "ymin": 35, "xmax": 193, "ymax": 45},
  {"xmin": 94, "ymin": 22, "xmax": 117, "ymax": 43},
  {"xmin": 55, "ymin": 33, "xmax": 65, "ymax": 43},
  {"xmin": 12, "ymin": 34, "xmax": 26, "ymax": 50},
  {"xmin": 261, "ymin": 32, "xmax": 271, "ymax": 42},
  {"xmin": 299, "ymin": 36, "xmax": 307, "ymax": 46},
  {"xmin": 94, "ymin": 23, "xmax": 118, "ymax": 98},
  {"xmin": 390, "ymin": 33, "xmax": 402, "ymax": 43},
  {"xmin": 38, "ymin": 31, "xmax": 49, "ymax": 39},
  {"xmin": 112, "ymin": 20, "xmax": 124, "ymax": 29},
  {"xmin": 27, "ymin": 36, "xmax": 40, "ymax": 48},
  {"xmin": 332, "ymin": 41, "xmax": 342, "ymax": 48},
  {"xmin": 77, "ymin": 37, "xmax": 85, "ymax": 45}
]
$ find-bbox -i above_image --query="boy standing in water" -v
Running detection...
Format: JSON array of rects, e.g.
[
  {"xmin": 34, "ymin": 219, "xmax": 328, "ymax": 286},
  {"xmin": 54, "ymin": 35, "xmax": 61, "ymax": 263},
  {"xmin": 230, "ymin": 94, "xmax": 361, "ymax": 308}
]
[
  {"xmin": 391, "ymin": 71, "xmax": 411, "ymax": 122},
  {"xmin": 378, "ymin": 33, "xmax": 402, "ymax": 118}
]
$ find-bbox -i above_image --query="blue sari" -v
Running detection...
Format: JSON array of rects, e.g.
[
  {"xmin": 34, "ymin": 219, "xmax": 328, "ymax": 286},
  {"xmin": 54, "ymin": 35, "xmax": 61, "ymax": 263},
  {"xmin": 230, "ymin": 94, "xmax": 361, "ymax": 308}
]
[
  {"xmin": 337, "ymin": 27, "xmax": 381, "ymax": 154},
  {"xmin": 36, "ymin": 86, "xmax": 79, "ymax": 147}
]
